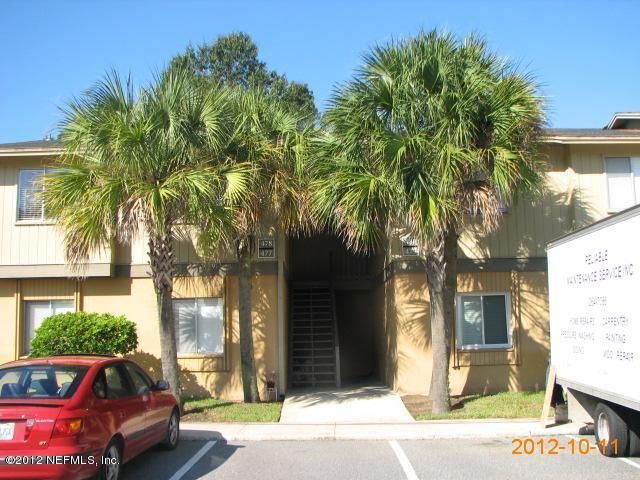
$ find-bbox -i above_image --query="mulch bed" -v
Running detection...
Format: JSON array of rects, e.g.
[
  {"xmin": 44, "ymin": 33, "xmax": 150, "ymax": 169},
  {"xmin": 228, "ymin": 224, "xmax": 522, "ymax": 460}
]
[{"xmin": 402, "ymin": 394, "xmax": 465, "ymax": 417}]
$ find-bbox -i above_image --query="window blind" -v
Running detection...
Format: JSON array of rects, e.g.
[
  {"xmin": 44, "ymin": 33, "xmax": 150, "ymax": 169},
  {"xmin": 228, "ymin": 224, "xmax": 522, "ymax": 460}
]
[{"xmin": 18, "ymin": 169, "xmax": 45, "ymax": 221}]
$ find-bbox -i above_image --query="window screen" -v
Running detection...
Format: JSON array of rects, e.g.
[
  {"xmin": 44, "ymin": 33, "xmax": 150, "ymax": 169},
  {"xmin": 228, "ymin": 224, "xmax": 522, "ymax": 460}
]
[
  {"xmin": 458, "ymin": 294, "xmax": 510, "ymax": 348},
  {"xmin": 23, "ymin": 300, "xmax": 74, "ymax": 353},
  {"xmin": 606, "ymin": 157, "xmax": 640, "ymax": 211},
  {"xmin": 17, "ymin": 169, "xmax": 46, "ymax": 221},
  {"xmin": 173, "ymin": 298, "xmax": 224, "ymax": 354}
]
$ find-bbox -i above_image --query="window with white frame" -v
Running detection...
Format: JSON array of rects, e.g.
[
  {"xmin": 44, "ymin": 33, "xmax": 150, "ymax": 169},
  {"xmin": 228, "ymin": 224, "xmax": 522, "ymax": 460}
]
[
  {"xmin": 17, "ymin": 168, "xmax": 47, "ymax": 221},
  {"xmin": 605, "ymin": 157, "xmax": 640, "ymax": 212},
  {"xmin": 457, "ymin": 293, "xmax": 511, "ymax": 349},
  {"xmin": 173, "ymin": 298, "xmax": 224, "ymax": 355},
  {"xmin": 23, "ymin": 300, "xmax": 74, "ymax": 353}
]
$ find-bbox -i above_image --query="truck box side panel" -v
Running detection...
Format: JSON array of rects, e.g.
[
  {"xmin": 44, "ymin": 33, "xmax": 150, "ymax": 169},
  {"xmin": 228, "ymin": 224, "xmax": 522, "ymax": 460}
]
[{"xmin": 548, "ymin": 208, "xmax": 640, "ymax": 410}]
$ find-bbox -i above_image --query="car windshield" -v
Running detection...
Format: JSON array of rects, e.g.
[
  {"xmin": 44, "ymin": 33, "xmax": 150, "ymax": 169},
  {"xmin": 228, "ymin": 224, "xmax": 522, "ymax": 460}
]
[{"xmin": 0, "ymin": 364, "xmax": 88, "ymax": 399}]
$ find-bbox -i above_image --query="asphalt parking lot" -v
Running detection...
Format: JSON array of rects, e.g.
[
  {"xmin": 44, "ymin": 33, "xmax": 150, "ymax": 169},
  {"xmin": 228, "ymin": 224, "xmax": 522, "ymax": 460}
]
[{"xmin": 121, "ymin": 435, "xmax": 640, "ymax": 480}]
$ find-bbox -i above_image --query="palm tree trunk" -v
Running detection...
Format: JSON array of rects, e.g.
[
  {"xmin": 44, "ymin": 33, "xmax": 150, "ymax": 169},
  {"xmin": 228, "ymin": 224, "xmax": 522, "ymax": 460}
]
[
  {"xmin": 149, "ymin": 231, "xmax": 181, "ymax": 405},
  {"xmin": 425, "ymin": 225, "xmax": 458, "ymax": 414},
  {"xmin": 238, "ymin": 239, "xmax": 260, "ymax": 403}
]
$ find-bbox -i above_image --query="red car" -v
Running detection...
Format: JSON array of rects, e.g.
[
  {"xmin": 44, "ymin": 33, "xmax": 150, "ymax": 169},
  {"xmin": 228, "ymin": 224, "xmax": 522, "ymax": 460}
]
[{"xmin": 0, "ymin": 355, "xmax": 180, "ymax": 480}]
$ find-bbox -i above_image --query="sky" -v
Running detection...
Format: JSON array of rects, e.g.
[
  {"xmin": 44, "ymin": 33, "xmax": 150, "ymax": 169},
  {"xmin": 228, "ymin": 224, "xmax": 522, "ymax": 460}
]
[{"xmin": 1, "ymin": 0, "xmax": 639, "ymax": 143}]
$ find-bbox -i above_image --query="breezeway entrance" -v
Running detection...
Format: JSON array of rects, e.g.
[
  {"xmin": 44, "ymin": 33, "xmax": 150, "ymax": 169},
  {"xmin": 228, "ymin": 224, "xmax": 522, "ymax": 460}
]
[{"xmin": 288, "ymin": 233, "xmax": 381, "ymax": 390}]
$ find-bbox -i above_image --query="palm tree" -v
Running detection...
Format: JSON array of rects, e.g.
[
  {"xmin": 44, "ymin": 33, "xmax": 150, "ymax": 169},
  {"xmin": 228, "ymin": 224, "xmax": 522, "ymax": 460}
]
[
  {"xmin": 44, "ymin": 66, "xmax": 249, "ymax": 403},
  {"xmin": 315, "ymin": 31, "xmax": 545, "ymax": 413},
  {"xmin": 223, "ymin": 89, "xmax": 312, "ymax": 402}
]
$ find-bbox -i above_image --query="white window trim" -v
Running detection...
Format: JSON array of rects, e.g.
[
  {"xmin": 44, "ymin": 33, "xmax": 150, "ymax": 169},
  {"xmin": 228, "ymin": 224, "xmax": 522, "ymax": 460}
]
[
  {"xmin": 173, "ymin": 297, "xmax": 225, "ymax": 357},
  {"xmin": 16, "ymin": 168, "xmax": 48, "ymax": 224},
  {"xmin": 604, "ymin": 156, "xmax": 640, "ymax": 213},
  {"xmin": 22, "ymin": 299, "xmax": 75, "ymax": 354},
  {"xmin": 456, "ymin": 292, "xmax": 512, "ymax": 351}
]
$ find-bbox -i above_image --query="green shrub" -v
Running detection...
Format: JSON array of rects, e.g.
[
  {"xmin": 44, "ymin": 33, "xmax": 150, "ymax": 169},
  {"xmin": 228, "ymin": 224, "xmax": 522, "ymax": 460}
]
[{"xmin": 30, "ymin": 312, "xmax": 138, "ymax": 357}]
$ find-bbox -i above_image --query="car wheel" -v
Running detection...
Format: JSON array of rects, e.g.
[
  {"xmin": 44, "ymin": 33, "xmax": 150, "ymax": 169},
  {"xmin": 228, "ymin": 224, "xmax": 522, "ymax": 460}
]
[
  {"xmin": 160, "ymin": 409, "xmax": 180, "ymax": 450},
  {"xmin": 96, "ymin": 438, "xmax": 122, "ymax": 480},
  {"xmin": 595, "ymin": 403, "xmax": 629, "ymax": 457}
]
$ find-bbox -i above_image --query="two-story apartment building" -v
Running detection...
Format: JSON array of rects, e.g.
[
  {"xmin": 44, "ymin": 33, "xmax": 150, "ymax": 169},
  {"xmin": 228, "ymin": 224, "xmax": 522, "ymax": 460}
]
[{"xmin": 1, "ymin": 112, "xmax": 639, "ymax": 401}]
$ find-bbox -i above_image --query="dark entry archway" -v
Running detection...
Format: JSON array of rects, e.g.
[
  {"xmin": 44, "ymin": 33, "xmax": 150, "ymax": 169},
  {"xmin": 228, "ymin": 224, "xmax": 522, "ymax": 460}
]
[{"xmin": 288, "ymin": 234, "xmax": 381, "ymax": 389}]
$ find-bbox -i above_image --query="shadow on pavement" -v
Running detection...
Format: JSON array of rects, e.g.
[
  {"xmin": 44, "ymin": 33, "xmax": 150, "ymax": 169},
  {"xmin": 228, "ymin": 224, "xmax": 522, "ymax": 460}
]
[{"xmin": 121, "ymin": 435, "xmax": 241, "ymax": 480}]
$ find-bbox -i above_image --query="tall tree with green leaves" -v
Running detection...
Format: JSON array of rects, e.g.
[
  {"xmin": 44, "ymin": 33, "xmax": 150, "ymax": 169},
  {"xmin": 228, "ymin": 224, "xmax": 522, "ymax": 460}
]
[
  {"xmin": 172, "ymin": 33, "xmax": 315, "ymax": 402},
  {"xmin": 43, "ymin": 66, "xmax": 249, "ymax": 403},
  {"xmin": 224, "ymin": 89, "xmax": 312, "ymax": 402},
  {"xmin": 172, "ymin": 32, "xmax": 317, "ymax": 120},
  {"xmin": 314, "ymin": 31, "xmax": 544, "ymax": 412}
]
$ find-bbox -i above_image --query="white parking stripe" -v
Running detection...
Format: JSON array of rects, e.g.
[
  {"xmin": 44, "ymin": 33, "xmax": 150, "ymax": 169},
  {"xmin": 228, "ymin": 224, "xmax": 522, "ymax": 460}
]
[
  {"xmin": 565, "ymin": 434, "xmax": 640, "ymax": 470},
  {"xmin": 619, "ymin": 458, "xmax": 640, "ymax": 470},
  {"xmin": 168, "ymin": 440, "xmax": 217, "ymax": 480},
  {"xmin": 389, "ymin": 440, "xmax": 419, "ymax": 480}
]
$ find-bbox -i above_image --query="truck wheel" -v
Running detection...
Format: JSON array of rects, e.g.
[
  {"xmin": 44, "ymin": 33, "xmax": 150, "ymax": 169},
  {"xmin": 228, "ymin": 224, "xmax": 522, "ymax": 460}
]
[{"xmin": 594, "ymin": 403, "xmax": 629, "ymax": 457}]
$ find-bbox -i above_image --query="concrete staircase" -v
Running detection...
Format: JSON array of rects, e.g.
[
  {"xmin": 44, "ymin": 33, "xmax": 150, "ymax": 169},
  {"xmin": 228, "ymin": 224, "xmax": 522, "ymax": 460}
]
[{"xmin": 289, "ymin": 283, "xmax": 340, "ymax": 388}]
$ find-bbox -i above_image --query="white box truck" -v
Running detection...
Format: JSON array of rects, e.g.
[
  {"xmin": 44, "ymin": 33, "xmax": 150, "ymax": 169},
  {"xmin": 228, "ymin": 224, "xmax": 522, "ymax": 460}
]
[{"xmin": 548, "ymin": 204, "xmax": 640, "ymax": 457}]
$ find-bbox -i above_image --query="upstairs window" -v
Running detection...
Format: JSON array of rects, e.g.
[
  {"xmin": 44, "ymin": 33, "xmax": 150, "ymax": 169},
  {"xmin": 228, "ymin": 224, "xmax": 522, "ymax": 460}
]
[
  {"xmin": 17, "ymin": 169, "xmax": 46, "ymax": 221},
  {"xmin": 401, "ymin": 236, "xmax": 419, "ymax": 256},
  {"xmin": 605, "ymin": 157, "xmax": 640, "ymax": 212}
]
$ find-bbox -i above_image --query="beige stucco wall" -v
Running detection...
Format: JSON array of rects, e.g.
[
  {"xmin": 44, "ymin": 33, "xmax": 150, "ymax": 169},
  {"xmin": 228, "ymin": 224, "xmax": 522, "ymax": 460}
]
[
  {"xmin": 84, "ymin": 274, "xmax": 278, "ymax": 401},
  {"xmin": 380, "ymin": 270, "xmax": 550, "ymax": 397},
  {"xmin": 0, "ymin": 273, "xmax": 279, "ymax": 402}
]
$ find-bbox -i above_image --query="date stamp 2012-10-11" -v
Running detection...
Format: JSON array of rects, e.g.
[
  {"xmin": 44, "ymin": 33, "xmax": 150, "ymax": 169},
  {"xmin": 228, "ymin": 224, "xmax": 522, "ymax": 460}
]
[{"xmin": 512, "ymin": 437, "xmax": 617, "ymax": 456}]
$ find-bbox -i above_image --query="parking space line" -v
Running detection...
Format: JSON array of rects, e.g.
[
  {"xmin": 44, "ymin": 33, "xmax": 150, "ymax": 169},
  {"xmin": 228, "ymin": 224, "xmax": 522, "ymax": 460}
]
[
  {"xmin": 168, "ymin": 440, "xmax": 217, "ymax": 480},
  {"xmin": 565, "ymin": 434, "xmax": 640, "ymax": 471},
  {"xmin": 388, "ymin": 440, "xmax": 419, "ymax": 480},
  {"xmin": 619, "ymin": 458, "xmax": 640, "ymax": 470}
]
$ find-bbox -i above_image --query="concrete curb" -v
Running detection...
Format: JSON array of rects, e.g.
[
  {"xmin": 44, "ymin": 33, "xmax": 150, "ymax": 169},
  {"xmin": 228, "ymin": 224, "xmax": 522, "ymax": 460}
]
[{"xmin": 180, "ymin": 420, "xmax": 581, "ymax": 442}]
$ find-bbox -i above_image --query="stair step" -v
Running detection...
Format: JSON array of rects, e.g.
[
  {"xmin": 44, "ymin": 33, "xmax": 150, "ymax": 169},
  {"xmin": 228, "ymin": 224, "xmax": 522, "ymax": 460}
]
[
  {"xmin": 292, "ymin": 347, "xmax": 335, "ymax": 351},
  {"xmin": 292, "ymin": 333, "xmax": 334, "ymax": 338},
  {"xmin": 289, "ymin": 284, "xmax": 338, "ymax": 388},
  {"xmin": 291, "ymin": 355, "xmax": 335, "ymax": 360}
]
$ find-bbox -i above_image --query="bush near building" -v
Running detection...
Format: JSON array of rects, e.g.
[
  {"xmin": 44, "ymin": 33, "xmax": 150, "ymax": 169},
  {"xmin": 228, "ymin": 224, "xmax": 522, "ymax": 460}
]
[{"xmin": 30, "ymin": 312, "xmax": 138, "ymax": 357}]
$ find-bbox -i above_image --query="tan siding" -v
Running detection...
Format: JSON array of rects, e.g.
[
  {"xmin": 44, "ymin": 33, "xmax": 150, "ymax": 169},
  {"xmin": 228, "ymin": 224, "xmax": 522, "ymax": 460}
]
[
  {"xmin": 20, "ymin": 278, "xmax": 75, "ymax": 300},
  {"xmin": 0, "ymin": 157, "xmax": 111, "ymax": 271},
  {"xmin": 458, "ymin": 146, "xmax": 575, "ymax": 259}
]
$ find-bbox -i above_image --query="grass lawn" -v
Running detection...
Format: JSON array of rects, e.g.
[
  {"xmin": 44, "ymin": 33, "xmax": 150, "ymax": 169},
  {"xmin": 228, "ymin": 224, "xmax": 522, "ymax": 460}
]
[
  {"xmin": 406, "ymin": 391, "xmax": 550, "ymax": 421},
  {"xmin": 181, "ymin": 397, "xmax": 282, "ymax": 423}
]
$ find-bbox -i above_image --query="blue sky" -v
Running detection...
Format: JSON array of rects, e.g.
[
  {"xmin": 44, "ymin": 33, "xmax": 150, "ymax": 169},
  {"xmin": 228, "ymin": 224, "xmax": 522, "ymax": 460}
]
[{"xmin": 1, "ymin": 0, "xmax": 639, "ymax": 142}]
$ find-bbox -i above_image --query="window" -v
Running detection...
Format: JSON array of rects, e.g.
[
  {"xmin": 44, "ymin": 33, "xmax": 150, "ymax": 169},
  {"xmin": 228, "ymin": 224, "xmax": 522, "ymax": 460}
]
[
  {"xmin": 0, "ymin": 365, "xmax": 88, "ymax": 399},
  {"xmin": 102, "ymin": 365, "xmax": 133, "ymax": 399},
  {"xmin": 123, "ymin": 362, "xmax": 153, "ymax": 396},
  {"xmin": 401, "ymin": 236, "xmax": 419, "ymax": 256},
  {"xmin": 17, "ymin": 169, "xmax": 47, "ymax": 221},
  {"xmin": 23, "ymin": 300, "xmax": 74, "ymax": 353},
  {"xmin": 173, "ymin": 298, "xmax": 224, "ymax": 355},
  {"xmin": 605, "ymin": 157, "xmax": 640, "ymax": 211},
  {"xmin": 457, "ymin": 293, "xmax": 511, "ymax": 349}
]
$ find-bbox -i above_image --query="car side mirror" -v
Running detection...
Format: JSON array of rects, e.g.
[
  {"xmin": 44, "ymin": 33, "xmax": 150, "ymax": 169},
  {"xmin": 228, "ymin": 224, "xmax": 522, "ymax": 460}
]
[{"xmin": 152, "ymin": 380, "xmax": 170, "ymax": 391}]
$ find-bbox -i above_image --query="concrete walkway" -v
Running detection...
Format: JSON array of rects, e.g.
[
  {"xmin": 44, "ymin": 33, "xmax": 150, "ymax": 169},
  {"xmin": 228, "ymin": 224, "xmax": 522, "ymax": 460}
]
[
  {"xmin": 181, "ymin": 420, "xmax": 581, "ymax": 441},
  {"xmin": 279, "ymin": 384, "xmax": 415, "ymax": 424}
]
